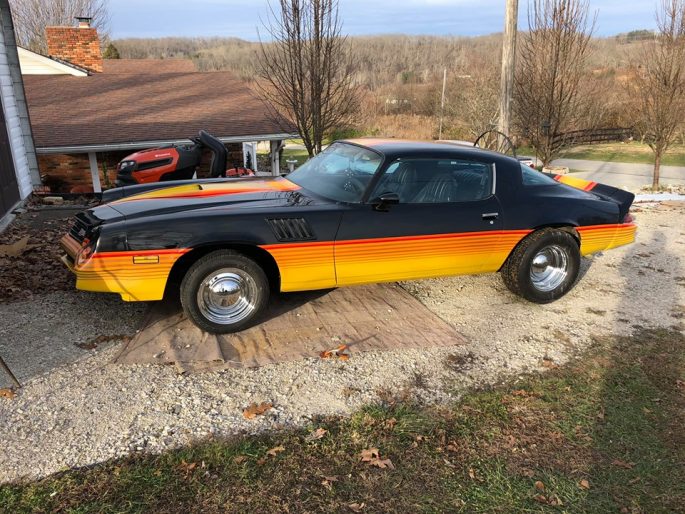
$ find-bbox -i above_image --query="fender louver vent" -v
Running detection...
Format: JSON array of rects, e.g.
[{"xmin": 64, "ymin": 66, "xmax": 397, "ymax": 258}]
[{"xmin": 266, "ymin": 218, "xmax": 315, "ymax": 242}]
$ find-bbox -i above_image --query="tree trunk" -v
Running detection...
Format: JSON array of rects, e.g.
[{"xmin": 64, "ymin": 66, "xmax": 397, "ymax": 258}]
[{"xmin": 652, "ymin": 152, "xmax": 661, "ymax": 191}]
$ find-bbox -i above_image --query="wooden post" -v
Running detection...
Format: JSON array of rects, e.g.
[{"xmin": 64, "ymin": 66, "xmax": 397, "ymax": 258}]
[
  {"xmin": 270, "ymin": 140, "xmax": 283, "ymax": 176},
  {"xmin": 88, "ymin": 152, "xmax": 102, "ymax": 193},
  {"xmin": 438, "ymin": 68, "xmax": 447, "ymax": 140},
  {"xmin": 498, "ymin": 0, "xmax": 519, "ymax": 139}
]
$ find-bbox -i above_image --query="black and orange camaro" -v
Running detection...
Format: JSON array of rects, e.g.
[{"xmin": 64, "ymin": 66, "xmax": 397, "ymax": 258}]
[{"xmin": 60, "ymin": 140, "xmax": 636, "ymax": 333}]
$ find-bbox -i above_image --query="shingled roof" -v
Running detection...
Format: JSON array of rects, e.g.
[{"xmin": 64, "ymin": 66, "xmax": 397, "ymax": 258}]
[
  {"xmin": 102, "ymin": 58, "xmax": 196, "ymax": 74},
  {"xmin": 23, "ymin": 65, "xmax": 296, "ymax": 151}
]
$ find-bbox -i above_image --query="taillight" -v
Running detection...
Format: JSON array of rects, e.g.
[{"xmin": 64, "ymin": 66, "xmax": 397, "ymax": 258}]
[
  {"xmin": 76, "ymin": 235, "xmax": 97, "ymax": 266},
  {"xmin": 623, "ymin": 212, "xmax": 634, "ymax": 224}
]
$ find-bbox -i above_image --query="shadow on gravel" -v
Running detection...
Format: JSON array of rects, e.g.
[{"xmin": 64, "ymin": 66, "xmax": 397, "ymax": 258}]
[{"xmin": 581, "ymin": 230, "xmax": 685, "ymax": 512}]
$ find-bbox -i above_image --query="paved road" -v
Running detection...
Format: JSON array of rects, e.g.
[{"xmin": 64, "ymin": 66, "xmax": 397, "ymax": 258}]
[{"xmin": 552, "ymin": 158, "xmax": 685, "ymax": 188}]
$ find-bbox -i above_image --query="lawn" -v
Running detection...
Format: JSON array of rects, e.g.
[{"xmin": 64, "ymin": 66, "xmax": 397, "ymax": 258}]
[
  {"xmin": 559, "ymin": 142, "xmax": 685, "ymax": 167},
  {"xmin": 2, "ymin": 328, "xmax": 683, "ymax": 513}
]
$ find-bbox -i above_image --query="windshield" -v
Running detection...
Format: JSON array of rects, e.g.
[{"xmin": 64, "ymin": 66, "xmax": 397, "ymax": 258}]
[{"xmin": 286, "ymin": 143, "xmax": 383, "ymax": 202}]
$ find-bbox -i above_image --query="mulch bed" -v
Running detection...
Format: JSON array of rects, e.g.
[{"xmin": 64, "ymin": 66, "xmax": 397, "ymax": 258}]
[{"xmin": 0, "ymin": 209, "xmax": 75, "ymax": 304}]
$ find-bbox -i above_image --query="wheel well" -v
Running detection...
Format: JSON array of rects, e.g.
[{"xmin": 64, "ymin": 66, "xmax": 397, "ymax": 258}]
[
  {"xmin": 164, "ymin": 243, "xmax": 281, "ymax": 297},
  {"xmin": 532, "ymin": 224, "xmax": 580, "ymax": 246},
  {"xmin": 498, "ymin": 224, "xmax": 580, "ymax": 272}
]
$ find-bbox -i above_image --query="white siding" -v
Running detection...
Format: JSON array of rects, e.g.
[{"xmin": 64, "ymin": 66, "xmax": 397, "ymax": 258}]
[{"xmin": 0, "ymin": 33, "xmax": 31, "ymax": 198}]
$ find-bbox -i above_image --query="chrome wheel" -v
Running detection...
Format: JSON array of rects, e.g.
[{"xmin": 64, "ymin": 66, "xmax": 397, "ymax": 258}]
[
  {"xmin": 529, "ymin": 245, "xmax": 569, "ymax": 292},
  {"xmin": 196, "ymin": 268, "xmax": 258, "ymax": 325}
]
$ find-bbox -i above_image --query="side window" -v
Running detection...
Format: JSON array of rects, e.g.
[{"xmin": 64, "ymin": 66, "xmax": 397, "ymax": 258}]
[
  {"xmin": 521, "ymin": 164, "xmax": 560, "ymax": 186},
  {"xmin": 371, "ymin": 158, "xmax": 493, "ymax": 204}
]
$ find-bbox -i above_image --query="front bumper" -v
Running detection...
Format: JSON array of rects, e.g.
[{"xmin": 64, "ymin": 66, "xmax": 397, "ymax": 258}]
[{"xmin": 60, "ymin": 233, "xmax": 186, "ymax": 302}]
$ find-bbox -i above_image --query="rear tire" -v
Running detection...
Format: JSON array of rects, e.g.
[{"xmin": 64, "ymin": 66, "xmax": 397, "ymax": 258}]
[
  {"xmin": 501, "ymin": 228, "xmax": 580, "ymax": 304},
  {"xmin": 180, "ymin": 250, "xmax": 269, "ymax": 334}
]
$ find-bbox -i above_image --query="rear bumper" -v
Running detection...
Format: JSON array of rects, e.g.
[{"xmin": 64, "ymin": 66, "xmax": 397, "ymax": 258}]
[
  {"xmin": 578, "ymin": 223, "xmax": 636, "ymax": 256},
  {"xmin": 60, "ymin": 234, "xmax": 187, "ymax": 302}
]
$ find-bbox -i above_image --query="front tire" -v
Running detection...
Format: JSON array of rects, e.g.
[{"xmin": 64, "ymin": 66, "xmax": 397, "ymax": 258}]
[
  {"xmin": 180, "ymin": 250, "xmax": 269, "ymax": 334},
  {"xmin": 501, "ymin": 228, "xmax": 580, "ymax": 304}
]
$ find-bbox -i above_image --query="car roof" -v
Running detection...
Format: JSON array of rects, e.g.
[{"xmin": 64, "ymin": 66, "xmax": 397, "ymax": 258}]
[{"xmin": 339, "ymin": 138, "xmax": 517, "ymax": 164}]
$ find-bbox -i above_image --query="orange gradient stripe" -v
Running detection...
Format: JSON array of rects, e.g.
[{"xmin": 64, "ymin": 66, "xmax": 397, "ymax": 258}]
[{"xmin": 114, "ymin": 179, "xmax": 300, "ymax": 203}]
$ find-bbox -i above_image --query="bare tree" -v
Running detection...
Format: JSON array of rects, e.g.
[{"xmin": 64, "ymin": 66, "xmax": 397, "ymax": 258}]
[
  {"xmin": 257, "ymin": 0, "xmax": 359, "ymax": 156},
  {"xmin": 514, "ymin": 0, "xmax": 596, "ymax": 165},
  {"xmin": 9, "ymin": 0, "xmax": 110, "ymax": 53},
  {"xmin": 632, "ymin": 0, "xmax": 685, "ymax": 189}
]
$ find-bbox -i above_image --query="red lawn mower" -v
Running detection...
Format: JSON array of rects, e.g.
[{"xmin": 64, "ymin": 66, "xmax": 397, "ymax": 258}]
[{"xmin": 115, "ymin": 130, "xmax": 254, "ymax": 187}]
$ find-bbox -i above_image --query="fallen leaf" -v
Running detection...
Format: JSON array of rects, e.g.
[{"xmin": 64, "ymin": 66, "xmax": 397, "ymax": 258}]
[
  {"xmin": 233, "ymin": 456, "xmax": 247, "ymax": 464},
  {"xmin": 611, "ymin": 459, "xmax": 635, "ymax": 469},
  {"xmin": 384, "ymin": 417, "xmax": 397, "ymax": 429},
  {"xmin": 321, "ymin": 475, "xmax": 338, "ymax": 489},
  {"xmin": 320, "ymin": 344, "xmax": 351, "ymax": 360},
  {"xmin": 256, "ymin": 457, "xmax": 267, "ymax": 466},
  {"xmin": 521, "ymin": 468, "xmax": 535, "ymax": 478},
  {"xmin": 348, "ymin": 503, "xmax": 365, "ymax": 512},
  {"xmin": 0, "ymin": 237, "xmax": 39, "ymax": 258},
  {"xmin": 360, "ymin": 448, "xmax": 380, "ymax": 462},
  {"xmin": 306, "ymin": 427, "xmax": 328, "ymax": 441},
  {"xmin": 360, "ymin": 448, "xmax": 394, "ymax": 470},
  {"xmin": 512, "ymin": 389, "xmax": 529, "ymax": 397},
  {"xmin": 371, "ymin": 458, "xmax": 394, "ymax": 469},
  {"xmin": 579, "ymin": 479, "xmax": 590, "ymax": 490},
  {"xmin": 468, "ymin": 468, "xmax": 476, "ymax": 479},
  {"xmin": 177, "ymin": 460, "xmax": 197, "ymax": 475},
  {"xmin": 534, "ymin": 480, "xmax": 545, "ymax": 491},
  {"xmin": 628, "ymin": 476, "xmax": 641, "ymax": 485},
  {"xmin": 548, "ymin": 496, "xmax": 563, "ymax": 506},
  {"xmin": 541, "ymin": 357, "xmax": 558, "ymax": 369},
  {"xmin": 266, "ymin": 445, "xmax": 285, "ymax": 457},
  {"xmin": 533, "ymin": 494, "xmax": 548, "ymax": 504},
  {"xmin": 243, "ymin": 402, "xmax": 273, "ymax": 419},
  {"xmin": 0, "ymin": 388, "xmax": 16, "ymax": 399}
]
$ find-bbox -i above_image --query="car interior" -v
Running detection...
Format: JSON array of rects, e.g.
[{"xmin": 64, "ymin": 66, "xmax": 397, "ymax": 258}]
[{"xmin": 372, "ymin": 159, "xmax": 493, "ymax": 203}]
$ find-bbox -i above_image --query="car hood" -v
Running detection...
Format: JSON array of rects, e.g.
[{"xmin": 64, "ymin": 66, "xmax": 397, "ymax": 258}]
[{"xmin": 100, "ymin": 177, "xmax": 319, "ymax": 220}]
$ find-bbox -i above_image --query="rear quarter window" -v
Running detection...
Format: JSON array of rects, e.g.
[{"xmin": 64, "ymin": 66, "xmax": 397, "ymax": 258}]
[{"xmin": 521, "ymin": 164, "xmax": 560, "ymax": 186}]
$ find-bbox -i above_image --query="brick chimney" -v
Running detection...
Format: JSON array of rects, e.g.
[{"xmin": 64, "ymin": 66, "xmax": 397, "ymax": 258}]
[{"xmin": 46, "ymin": 17, "xmax": 103, "ymax": 73}]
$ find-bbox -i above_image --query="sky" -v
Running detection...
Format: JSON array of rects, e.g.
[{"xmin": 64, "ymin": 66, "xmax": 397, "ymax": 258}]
[{"xmin": 109, "ymin": 0, "xmax": 659, "ymax": 40}]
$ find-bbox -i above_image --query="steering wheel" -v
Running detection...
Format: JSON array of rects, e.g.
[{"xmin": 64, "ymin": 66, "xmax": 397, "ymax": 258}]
[{"xmin": 342, "ymin": 176, "xmax": 365, "ymax": 197}]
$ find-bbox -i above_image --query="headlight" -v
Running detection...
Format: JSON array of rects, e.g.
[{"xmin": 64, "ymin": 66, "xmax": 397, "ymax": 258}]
[{"xmin": 118, "ymin": 160, "xmax": 136, "ymax": 173}]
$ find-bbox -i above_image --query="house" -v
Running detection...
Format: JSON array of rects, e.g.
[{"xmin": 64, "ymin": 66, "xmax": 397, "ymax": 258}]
[
  {"xmin": 19, "ymin": 18, "xmax": 297, "ymax": 193},
  {"xmin": 0, "ymin": 0, "xmax": 38, "ymax": 223}
]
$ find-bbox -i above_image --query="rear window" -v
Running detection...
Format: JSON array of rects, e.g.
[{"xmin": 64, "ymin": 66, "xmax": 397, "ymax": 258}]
[{"xmin": 520, "ymin": 164, "xmax": 560, "ymax": 186}]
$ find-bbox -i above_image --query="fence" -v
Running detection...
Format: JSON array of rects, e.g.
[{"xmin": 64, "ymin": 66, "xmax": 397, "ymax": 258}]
[{"xmin": 552, "ymin": 127, "xmax": 635, "ymax": 147}]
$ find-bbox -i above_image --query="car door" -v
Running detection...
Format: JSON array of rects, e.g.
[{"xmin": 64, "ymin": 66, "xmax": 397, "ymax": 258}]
[{"xmin": 334, "ymin": 156, "xmax": 505, "ymax": 286}]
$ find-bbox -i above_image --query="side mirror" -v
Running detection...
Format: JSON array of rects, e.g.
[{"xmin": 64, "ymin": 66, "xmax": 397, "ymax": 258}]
[{"xmin": 371, "ymin": 192, "xmax": 400, "ymax": 211}]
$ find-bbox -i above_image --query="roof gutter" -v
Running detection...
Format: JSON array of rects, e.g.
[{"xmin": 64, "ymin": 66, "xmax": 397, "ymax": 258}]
[{"xmin": 34, "ymin": 133, "xmax": 300, "ymax": 154}]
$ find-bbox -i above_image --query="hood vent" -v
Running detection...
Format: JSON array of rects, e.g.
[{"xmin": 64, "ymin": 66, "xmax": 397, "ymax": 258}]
[{"xmin": 266, "ymin": 218, "xmax": 315, "ymax": 242}]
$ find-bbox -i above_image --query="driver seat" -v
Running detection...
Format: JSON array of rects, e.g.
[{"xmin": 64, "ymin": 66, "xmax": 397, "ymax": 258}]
[
  {"xmin": 412, "ymin": 173, "xmax": 458, "ymax": 203},
  {"xmin": 387, "ymin": 162, "xmax": 418, "ymax": 202},
  {"xmin": 199, "ymin": 130, "xmax": 228, "ymax": 177}
]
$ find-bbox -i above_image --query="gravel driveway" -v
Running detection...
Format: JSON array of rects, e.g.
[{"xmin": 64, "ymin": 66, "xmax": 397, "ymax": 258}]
[{"xmin": 1, "ymin": 202, "xmax": 683, "ymax": 484}]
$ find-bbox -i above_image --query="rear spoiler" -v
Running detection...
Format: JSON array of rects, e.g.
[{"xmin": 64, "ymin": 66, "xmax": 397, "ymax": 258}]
[{"xmin": 548, "ymin": 174, "xmax": 635, "ymax": 221}]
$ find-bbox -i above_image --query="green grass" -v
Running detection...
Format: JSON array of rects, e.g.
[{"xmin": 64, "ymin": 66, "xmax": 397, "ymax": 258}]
[
  {"xmin": 517, "ymin": 142, "xmax": 685, "ymax": 167},
  {"xmin": 2, "ymin": 328, "xmax": 683, "ymax": 513}
]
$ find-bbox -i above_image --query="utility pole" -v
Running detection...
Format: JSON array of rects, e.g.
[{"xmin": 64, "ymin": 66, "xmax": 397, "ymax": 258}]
[
  {"xmin": 498, "ymin": 0, "xmax": 519, "ymax": 140},
  {"xmin": 438, "ymin": 67, "xmax": 447, "ymax": 140}
]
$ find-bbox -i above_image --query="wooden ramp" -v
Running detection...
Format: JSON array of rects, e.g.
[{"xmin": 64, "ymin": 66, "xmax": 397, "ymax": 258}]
[{"xmin": 114, "ymin": 283, "xmax": 466, "ymax": 372}]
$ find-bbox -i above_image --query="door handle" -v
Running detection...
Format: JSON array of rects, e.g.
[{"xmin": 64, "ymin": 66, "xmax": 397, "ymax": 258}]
[{"xmin": 481, "ymin": 212, "xmax": 499, "ymax": 221}]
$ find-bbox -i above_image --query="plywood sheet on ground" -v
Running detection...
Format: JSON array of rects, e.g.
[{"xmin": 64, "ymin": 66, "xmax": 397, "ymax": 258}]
[{"xmin": 114, "ymin": 283, "xmax": 466, "ymax": 372}]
